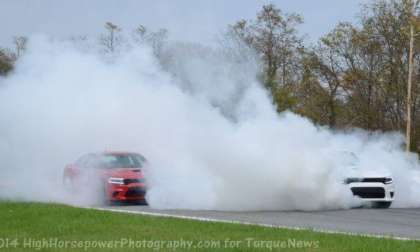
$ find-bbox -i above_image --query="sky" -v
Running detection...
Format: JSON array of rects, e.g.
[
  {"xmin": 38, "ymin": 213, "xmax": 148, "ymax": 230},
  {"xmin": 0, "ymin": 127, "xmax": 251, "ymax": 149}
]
[{"xmin": 0, "ymin": 0, "xmax": 368, "ymax": 48}]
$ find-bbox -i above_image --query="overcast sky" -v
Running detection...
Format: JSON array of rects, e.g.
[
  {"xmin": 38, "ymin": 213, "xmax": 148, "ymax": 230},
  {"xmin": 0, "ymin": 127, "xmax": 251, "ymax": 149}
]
[{"xmin": 0, "ymin": 0, "xmax": 368, "ymax": 48}]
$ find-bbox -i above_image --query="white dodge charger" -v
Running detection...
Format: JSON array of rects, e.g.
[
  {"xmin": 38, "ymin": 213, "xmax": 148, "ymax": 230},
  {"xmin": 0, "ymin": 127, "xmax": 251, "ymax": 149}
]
[{"xmin": 339, "ymin": 151, "xmax": 395, "ymax": 208}]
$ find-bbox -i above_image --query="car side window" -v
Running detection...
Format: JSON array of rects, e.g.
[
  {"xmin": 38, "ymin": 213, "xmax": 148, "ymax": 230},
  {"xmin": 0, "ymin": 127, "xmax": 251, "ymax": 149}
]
[
  {"xmin": 75, "ymin": 155, "xmax": 87, "ymax": 166},
  {"xmin": 76, "ymin": 153, "xmax": 95, "ymax": 168}
]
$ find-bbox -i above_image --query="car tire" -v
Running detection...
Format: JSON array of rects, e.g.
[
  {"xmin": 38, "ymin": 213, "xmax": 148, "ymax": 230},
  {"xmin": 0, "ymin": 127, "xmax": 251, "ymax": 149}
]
[
  {"xmin": 101, "ymin": 184, "xmax": 111, "ymax": 206},
  {"xmin": 372, "ymin": 201, "xmax": 392, "ymax": 209},
  {"xmin": 63, "ymin": 176, "xmax": 74, "ymax": 191}
]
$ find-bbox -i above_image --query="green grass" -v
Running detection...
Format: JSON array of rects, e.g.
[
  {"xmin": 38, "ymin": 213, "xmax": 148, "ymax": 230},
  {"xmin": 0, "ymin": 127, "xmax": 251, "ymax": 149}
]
[{"xmin": 0, "ymin": 202, "xmax": 418, "ymax": 251}]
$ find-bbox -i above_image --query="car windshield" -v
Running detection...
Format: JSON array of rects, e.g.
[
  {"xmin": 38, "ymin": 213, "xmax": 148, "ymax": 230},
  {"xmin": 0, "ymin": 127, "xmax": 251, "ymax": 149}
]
[
  {"xmin": 339, "ymin": 151, "xmax": 359, "ymax": 166},
  {"xmin": 79, "ymin": 153, "xmax": 146, "ymax": 169},
  {"xmin": 97, "ymin": 153, "xmax": 146, "ymax": 169}
]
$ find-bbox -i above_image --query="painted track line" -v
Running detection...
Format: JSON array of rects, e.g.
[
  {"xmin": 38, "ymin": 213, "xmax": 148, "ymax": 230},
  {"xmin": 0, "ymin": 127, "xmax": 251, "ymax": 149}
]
[{"xmin": 89, "ymin": 207, "xmax": 419, "ymax": 242}]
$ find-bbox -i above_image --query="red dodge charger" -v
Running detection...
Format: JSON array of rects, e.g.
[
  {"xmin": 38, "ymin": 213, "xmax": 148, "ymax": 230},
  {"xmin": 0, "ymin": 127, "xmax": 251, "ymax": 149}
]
[{"xmin": 63, "ymin": 151, "xmax": 148, "ymax": 204}]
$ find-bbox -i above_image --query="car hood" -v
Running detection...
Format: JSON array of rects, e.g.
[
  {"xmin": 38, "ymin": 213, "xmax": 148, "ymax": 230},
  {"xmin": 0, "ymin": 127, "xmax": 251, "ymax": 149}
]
[
  {"xmin": 101, "ymin": 168, "xmax": 144, "ymax": 179},
  {"xmin": 346, "ymin": 167, "xmax": 392, "ymax": 179}
]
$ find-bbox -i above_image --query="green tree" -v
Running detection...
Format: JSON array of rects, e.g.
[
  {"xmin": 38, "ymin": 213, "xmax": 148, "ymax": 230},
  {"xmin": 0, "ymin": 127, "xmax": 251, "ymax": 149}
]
[
  {"xmin": 0, "ymin": 49, "xmax": 13, "ymax": 76},
  {"xmin": 227, "ymin": 4, "xmax": 303, "ymax": 110}
]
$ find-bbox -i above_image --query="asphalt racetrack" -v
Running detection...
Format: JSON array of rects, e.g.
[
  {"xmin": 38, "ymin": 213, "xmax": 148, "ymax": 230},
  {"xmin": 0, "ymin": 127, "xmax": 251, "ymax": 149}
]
[{"xmin": 100, "ymin": 206, "xmax": 420, "ymax": 240}]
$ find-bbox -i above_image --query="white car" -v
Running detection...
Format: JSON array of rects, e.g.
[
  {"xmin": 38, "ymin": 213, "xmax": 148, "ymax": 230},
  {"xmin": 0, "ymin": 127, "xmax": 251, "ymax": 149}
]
[
  {"xmin": 339, "ymin": 152, "xmax": 395, "ymax": 208},
  {"xmin": 344, "ymin": 175, "xmax": 394, "ymax": 208}
]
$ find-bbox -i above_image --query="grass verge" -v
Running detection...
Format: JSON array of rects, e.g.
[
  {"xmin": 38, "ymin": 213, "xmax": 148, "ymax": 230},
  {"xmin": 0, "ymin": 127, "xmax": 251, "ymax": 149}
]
[{"xmin": 0, "ymin": 201, "xmax": 418, "ymax": 251}]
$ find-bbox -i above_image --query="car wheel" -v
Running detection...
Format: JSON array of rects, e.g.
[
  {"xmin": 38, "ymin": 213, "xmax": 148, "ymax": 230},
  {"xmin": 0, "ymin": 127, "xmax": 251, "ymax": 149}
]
[
  {"xmin": 372, "ymin": 201, "xmax": 392, "ymax": 209},
  {"xmin": 63, "ymin": 176, "xmax": 74, "ymax": 191},
  {"xmin": 100, "ymin": 185, "xmax": 111, "ymax": 206}
]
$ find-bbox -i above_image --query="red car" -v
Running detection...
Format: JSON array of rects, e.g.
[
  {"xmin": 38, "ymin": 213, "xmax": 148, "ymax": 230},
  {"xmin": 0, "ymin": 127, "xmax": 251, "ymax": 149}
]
[{"xmin": 63, "ymin": 151, "xmax": 148, "ymax": 204}]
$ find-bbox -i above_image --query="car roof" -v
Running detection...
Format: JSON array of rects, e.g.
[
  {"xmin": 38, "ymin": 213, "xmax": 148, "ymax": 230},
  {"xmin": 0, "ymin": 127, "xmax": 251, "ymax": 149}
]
[{"xmin": 102, "ymin": 151, "xmax": 140, "ymax": 156}]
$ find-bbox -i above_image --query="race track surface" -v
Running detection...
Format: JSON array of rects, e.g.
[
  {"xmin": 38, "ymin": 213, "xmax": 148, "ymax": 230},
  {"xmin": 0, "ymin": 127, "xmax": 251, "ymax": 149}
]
[{"xmin": 101, "ymin": 206, "xmax": 420, "ymax": 240}]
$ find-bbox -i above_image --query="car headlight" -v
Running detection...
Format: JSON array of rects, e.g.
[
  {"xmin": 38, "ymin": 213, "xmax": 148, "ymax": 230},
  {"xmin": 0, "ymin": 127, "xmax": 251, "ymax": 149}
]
[
  {"xmin": 384, "ymin": 177, "xmax": 393, "ymax": 184},
  {"xmin": 344, "ymin": 177, "xmax": 363, "ymax": 184},
  {"xmin": 108, "ymin": 177, "xmax": 124, "ymax": 185}
]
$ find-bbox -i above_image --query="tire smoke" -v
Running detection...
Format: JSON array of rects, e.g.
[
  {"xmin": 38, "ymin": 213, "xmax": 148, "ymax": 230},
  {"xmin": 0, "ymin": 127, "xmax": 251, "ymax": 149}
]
[{"xmin": 0, "ymin": 37, "xmax": 419, "ymax": 210}]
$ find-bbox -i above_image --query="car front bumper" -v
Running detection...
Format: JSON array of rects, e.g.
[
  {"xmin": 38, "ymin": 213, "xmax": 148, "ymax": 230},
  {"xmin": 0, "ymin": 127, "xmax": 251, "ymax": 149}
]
[
  {"xmin": 106, "ymin": 183, "xmax": 146, "ymax": 202},
  {"xmin": 348, "ymin": 182, "xmax": 394, "ymax": 202}
]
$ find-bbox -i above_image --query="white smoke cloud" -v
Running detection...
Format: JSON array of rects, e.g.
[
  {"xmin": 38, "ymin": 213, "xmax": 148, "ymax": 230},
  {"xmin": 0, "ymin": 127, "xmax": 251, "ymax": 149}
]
[{"xmin": 0, "ymin": 36, "xmax": 419, "ymax": 211}]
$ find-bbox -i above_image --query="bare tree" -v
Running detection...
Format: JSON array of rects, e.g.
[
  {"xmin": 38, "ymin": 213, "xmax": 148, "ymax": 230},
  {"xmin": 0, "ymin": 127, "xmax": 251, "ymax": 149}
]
[
  {"xmin": 132, "ymin": 25, "xmax": 168, "ymax": 58},
  {"xmin": 99, "ymin": 22, "xmax": 122, "ymax": 53},
  {"xmin": 13, "ymin": 36, "xmax": 27, "ymax": 59}
]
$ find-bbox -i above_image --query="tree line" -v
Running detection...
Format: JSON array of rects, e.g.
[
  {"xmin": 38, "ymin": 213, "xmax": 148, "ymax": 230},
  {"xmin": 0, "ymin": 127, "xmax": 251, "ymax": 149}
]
[
  {"xmin": 225, "ymin": 0, "xmax": 420, "ymax": 153},
  {"xmin": 0, "ymin": 0, "xmax": 419, "ymax": 153}
]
